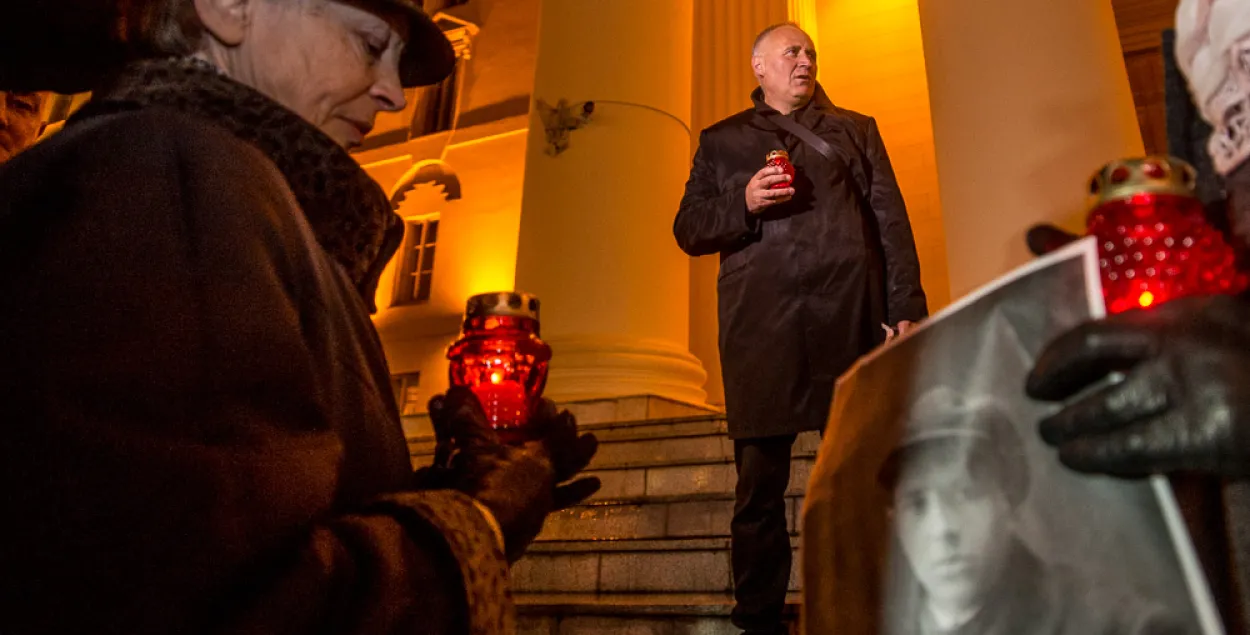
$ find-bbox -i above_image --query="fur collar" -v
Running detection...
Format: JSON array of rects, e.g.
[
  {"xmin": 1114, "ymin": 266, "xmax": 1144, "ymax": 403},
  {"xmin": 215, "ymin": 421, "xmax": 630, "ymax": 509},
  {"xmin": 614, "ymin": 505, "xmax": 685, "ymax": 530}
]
[{"xmin": 72, "ymin": 57, "xmax": 403, "ymax": 312}]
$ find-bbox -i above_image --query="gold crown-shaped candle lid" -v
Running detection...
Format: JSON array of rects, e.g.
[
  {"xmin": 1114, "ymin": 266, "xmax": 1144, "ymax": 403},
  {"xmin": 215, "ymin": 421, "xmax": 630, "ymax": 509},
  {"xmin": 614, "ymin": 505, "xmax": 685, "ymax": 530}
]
[
  {"xmin": 1086, "ymin": 156, "xmax": 1198, "ymax": 209},
  {"xmin": 766, "ymin": 149, "xmax": 790, "ymax": 162},
  {"xmin": 464, "ymin": 291, "xmax": 541, "ymax": 321}
]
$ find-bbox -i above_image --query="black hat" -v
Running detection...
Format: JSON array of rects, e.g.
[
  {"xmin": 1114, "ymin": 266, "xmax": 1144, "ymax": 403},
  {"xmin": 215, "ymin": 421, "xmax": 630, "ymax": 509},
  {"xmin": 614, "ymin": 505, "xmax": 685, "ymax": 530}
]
[
  {"xmin": 877, "ymin": 386, "xmax": 1030, "ymax": 509},
  {"xmin": 0, "ymin": 0, "xmax": 454, "ymax": 93},
  {"xmin": 377, "ymin": 0, "xmax": 457, "ymax": 88},
  {"xmin": 0, "ymin": 2, "xmax": 128, "ymax": 93}
]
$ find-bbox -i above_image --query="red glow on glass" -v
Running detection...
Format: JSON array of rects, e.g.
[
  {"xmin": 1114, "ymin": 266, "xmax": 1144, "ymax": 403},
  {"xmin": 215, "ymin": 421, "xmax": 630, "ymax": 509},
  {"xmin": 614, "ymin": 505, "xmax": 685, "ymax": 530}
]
[
  {"xmin": 1087, "ymin": 192, "xmax": 1245, "ymax": 315},
  {"xmin": 447, "ymin": 314, "xmax": 552, "ymax": 441},
  {"xmin": 767, "ymin": 152, "xmax": 795, "ymax": 190}
]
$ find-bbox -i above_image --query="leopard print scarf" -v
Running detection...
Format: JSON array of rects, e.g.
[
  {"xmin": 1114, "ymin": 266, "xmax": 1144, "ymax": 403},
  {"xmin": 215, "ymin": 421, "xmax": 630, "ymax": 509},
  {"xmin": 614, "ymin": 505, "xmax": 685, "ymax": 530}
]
[{"xmin": 71, "ymin": 57, "xmax": 403, "ymax": 312}]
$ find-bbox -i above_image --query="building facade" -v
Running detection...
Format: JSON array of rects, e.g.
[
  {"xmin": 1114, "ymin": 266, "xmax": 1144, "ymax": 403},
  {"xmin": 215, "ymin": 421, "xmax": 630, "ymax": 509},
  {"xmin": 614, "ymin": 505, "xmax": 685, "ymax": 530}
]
[{"xmin": 338, "ymin": 0, "xmax": 1167, "ymax": 417}]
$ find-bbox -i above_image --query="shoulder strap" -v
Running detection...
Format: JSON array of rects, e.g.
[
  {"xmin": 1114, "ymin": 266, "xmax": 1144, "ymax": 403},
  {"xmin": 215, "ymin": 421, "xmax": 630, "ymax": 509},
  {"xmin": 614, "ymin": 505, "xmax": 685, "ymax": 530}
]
[{"xmin": 766, "ymin": 111, "xmax": 835, "ymax": 162}]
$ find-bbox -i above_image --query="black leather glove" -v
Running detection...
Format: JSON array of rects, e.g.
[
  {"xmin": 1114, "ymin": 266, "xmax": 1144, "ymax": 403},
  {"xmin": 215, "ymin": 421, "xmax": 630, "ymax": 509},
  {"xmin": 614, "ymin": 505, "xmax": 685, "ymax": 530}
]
[
  {"xmin": 420, "ymin": 387, "xmax": 601, "ymax": 561},
  {"xmin": 1025, "ymin": 223, "xmax": 1080, "ymax": 256},
  {"xmin": 1026, "ymin": 294, "xmax": 1250, "ymax": 478}
]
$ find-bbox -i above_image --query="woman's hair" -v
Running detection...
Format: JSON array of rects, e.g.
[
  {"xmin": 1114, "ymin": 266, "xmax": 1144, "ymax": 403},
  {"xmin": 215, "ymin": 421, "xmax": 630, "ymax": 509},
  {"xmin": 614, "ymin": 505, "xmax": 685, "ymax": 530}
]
[
  {"xmin": 122, "ymin": 0, "xmax": 205, "ymax": 57},
  {"xmin": 124, "ymin": 0, "xmax": 323, "ymax": 57}
]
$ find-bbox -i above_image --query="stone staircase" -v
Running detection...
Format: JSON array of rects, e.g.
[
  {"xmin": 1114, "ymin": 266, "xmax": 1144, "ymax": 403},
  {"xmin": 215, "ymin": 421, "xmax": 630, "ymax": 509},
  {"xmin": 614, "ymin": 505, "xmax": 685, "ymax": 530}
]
[{"xmin": 404, "ymin": 396, "xmax": 819, "ymax": 635}]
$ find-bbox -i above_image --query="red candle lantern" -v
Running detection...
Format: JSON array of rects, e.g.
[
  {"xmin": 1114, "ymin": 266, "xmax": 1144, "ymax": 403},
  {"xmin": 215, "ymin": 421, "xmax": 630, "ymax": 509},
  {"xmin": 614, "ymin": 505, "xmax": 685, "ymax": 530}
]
[
  {"xmin": 1085, "ymin": 156, "xmax": 1246, "ymax": 315},
  {"xmin": 766, "ymin": 150, "xmax": 795, "ymax": 190},
  {"xmin": 447, "ymin": 291, "xmax": 552, "ymax": 442}
]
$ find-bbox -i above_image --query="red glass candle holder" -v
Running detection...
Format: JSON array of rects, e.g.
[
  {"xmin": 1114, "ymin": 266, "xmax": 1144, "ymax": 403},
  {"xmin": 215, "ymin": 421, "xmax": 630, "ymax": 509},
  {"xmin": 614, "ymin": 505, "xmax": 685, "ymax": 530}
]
[
  {"xmin": 766, "ymin": 149, "xmax": 795, "ymax": 190},
  {"xmin": 1085, "ymin": 156, "xmax": 1246, "ymax": 315},
  {"xmin": 447, "ymin": 291, "xmax": 552, "ymax": 443}
]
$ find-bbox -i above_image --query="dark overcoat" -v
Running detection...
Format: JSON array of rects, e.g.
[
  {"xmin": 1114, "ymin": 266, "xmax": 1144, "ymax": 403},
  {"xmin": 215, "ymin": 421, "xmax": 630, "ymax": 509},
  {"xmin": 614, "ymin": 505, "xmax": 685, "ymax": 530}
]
[
  {"xmin": 0, "ymin": 62, "xmax": 511, "ymax": 634},
  {"xmin": 675, "ymin": 84, "xmax": 927, "ymax": 439}
]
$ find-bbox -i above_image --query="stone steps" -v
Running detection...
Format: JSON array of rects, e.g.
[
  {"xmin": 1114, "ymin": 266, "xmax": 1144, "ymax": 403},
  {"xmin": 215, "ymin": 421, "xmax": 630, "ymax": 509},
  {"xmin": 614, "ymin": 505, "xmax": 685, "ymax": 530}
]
[
  {"xmin": 516, "ymin": 593, "xmax": 801, "ymax": 635},
  {"xmin": 536, "ymin": 494, "xmax": 806, "ymax": 543},
  {"xmin": 408, "ymin": 413, "xmax": 732, "ymax": 459},
  {"xmin": 402, "ymin": 394, "xmax": 726, "ymax": 443},
  {"xmin": 403, "ymin": 395, "xmax": 818, "ymax": 631},
  {"xmin": 577, "ymin": 454, "xmax": 815, "ymax": 502},
  {"xmin": 512, "ymin": 536, "xmax": 802, "ymax": 595}
]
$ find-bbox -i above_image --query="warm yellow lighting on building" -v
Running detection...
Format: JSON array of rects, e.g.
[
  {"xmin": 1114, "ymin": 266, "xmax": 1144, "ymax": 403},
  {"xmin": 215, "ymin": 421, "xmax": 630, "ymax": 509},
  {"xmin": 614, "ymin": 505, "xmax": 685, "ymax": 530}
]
[{"xmin": 812, "ymin": 0, "xmax": 950, "ymax": 311}]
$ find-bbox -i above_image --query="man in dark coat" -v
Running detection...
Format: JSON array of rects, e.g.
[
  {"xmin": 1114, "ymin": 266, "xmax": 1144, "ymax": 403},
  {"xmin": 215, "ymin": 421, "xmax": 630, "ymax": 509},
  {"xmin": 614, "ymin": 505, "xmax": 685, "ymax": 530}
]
[{"xmin": 673, "ymin": 22, "xmax": 928, "ymax": 635}]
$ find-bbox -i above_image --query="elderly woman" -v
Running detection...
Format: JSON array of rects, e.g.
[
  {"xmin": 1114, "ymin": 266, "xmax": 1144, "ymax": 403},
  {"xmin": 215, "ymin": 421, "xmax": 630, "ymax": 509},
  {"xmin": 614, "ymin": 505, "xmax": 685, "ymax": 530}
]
[{"xmin": 0, "ymin": 1, "xmax": 597, "ymax": 634}]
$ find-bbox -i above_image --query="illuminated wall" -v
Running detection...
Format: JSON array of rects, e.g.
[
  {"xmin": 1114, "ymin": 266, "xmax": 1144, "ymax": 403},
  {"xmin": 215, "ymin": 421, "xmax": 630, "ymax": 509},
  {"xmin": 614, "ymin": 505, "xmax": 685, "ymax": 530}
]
[
  {"xmin": 810, "ymin": 0, "xmax": 951, "ymax": 311},
  {"xmin": 919, "ymin": 0, "xmax": 1143, "ymax": 298},
  {"xmin": 356, "ymin": 0, "xmax": 541, "ymax": 409}
]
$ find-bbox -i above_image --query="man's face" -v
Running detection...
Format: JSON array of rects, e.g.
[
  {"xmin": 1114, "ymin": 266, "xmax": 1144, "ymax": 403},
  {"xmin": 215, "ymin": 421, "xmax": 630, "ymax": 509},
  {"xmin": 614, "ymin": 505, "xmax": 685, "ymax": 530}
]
[
  {"xmin": 0, "ymin": 91, "xmax": 45, "ymax": 163},
  {"xmin": 752, "ymin": 26, "xmax": 817, "ymax": 107},
  {"xmin": 891, "ymin": 443, "xmax": 1013, "ymax": 611}
]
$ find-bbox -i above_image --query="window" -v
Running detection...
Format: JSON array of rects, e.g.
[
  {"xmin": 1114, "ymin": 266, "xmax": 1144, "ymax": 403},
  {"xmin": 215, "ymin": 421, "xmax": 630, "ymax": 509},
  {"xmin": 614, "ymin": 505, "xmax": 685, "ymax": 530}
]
[
  {"xmin": 409, "ymin": 62, "xmax": 459, "ymax": 138},
  {"xmin": 390, "ymin": 372, "xmax": 423, "ymax": 416},
  {"xmin": 393, "ymin": 218, "xmax": 438, "ymax": 306}
]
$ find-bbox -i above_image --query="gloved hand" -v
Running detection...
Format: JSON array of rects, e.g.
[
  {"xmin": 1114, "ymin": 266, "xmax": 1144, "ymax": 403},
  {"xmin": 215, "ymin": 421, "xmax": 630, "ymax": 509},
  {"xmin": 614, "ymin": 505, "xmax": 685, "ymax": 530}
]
[
  {"xmin": 1025, "ymin": 223, "xmax": 1080, "ymax": 256},
  {"xmin": 1026, "ymin": 294, "xmax": 1250, "ymax": 478},
  {"xmin": 417, "ymin": 387, "xmax": 601, "ymax": 561}
]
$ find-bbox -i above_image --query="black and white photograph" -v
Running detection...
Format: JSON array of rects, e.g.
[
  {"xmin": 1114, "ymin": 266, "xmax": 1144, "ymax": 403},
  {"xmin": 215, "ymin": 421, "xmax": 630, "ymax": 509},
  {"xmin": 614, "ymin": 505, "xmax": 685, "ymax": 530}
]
[{"xmin": 802, "ymin": 239, "xmax": 1221, "ymax": 635}]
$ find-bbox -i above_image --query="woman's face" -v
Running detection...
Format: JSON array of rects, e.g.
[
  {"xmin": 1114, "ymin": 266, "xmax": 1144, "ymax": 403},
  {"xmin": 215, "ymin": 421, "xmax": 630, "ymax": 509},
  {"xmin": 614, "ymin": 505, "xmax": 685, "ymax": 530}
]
[{"xmin": 208, "ymin": 0, "xmax": 410, "ymax": 149}]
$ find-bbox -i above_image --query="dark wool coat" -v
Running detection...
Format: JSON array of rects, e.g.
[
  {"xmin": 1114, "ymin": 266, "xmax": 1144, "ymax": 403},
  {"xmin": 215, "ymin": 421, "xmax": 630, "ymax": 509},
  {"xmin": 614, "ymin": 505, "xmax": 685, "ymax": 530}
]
[
  {"xmin": 0, "ymin": 59, "xmax": 512, "ymax": 635},
  {"xmin": 675, "ymin": 84, "xmax": 928, "ymax": 439}
]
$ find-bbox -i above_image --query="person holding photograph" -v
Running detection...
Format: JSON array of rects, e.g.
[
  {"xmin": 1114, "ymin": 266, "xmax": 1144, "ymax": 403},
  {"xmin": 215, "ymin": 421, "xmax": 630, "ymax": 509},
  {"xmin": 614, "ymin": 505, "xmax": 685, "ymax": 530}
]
[
  {"xmin": 880, "ymin": 387, "xmax": 1191, "ymax": 635},
  {"xmin": 1025, "ymin": 1, "xmax": 1250, "ymax": 631}
]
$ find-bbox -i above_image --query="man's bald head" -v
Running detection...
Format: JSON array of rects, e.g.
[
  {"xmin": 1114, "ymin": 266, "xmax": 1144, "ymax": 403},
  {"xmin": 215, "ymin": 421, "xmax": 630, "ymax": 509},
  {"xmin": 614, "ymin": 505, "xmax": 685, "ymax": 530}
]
[{"xmin": 751, "ymin": 23, "xmax": 817, "ymax": 114}]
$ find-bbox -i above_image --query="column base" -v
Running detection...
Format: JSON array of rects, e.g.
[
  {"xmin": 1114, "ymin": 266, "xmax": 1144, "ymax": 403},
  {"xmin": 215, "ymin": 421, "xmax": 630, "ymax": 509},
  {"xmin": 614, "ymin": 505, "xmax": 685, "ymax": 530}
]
[{"xmin": 543, "ymin": 334, "xmax": 709, "ymax": 406}]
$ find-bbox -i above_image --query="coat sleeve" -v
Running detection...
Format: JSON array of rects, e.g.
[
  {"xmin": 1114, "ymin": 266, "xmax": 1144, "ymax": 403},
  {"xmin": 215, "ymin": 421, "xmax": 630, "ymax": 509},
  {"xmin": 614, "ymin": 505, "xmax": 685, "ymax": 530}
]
[
  {"xmin": 673, "ymin": 131, "xmax": 761, "ymax": 256},
  {"xmin": 864, "ymin": 116, "xmax": 929, "ymax": 324},
  {"xmin": 0, "ymin": 114, "xmax": 512, "ymax": 635}
]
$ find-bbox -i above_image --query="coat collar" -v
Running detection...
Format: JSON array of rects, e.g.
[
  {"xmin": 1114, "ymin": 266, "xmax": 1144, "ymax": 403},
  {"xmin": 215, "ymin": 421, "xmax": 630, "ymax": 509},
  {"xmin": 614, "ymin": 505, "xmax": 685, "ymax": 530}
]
[
  {"xmin": 750, "ymin": 83, "xmax": 839, "ymax": 132},
  {"xmin": 70, "ymin": 57, "xmax": 403, "ymax": 313}
]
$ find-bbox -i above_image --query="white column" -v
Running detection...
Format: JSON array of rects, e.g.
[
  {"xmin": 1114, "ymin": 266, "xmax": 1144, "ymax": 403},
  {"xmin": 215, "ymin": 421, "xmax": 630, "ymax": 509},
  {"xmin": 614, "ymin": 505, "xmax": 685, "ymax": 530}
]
[
  {"xmin": 919, "ymin": 0, "xmax": 1144, "ymax": 299},
  {"xmin": 514, "ymin": 0, "xmax": 707, "ymax": 404}
]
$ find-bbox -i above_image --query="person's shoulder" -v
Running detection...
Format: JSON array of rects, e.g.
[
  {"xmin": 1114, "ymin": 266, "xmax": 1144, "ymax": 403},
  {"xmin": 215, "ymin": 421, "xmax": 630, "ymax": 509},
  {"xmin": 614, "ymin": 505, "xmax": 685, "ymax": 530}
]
[
  {"xmin": 54, "ymin": 108, "xmax": 275, "ymax": 171},
  {"xmin": 701, "ymin": 107, "xmax": 757, "ymax": 138},
  {"xmin": 43, "ymin": 108, "xmax": 298, "ymax": 214},
  {"xmin": 820, "ymin": 103, "xmax": 877, "ymax": 130},
  {"xmin": 10, "ymin": 106, "xmax": 307, "ymax": 251}
]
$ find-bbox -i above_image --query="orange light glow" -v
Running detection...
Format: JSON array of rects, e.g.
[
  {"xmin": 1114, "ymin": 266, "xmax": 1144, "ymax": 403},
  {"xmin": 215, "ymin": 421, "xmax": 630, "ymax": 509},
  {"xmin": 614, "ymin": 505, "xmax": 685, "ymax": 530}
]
[
  {"xmin": 1138, "ymin": 291, "xmax": 1154, "ymax": 308},
  {"xmin": 489, "ymin": 371, "xmax": 503, "ymax": 384}
]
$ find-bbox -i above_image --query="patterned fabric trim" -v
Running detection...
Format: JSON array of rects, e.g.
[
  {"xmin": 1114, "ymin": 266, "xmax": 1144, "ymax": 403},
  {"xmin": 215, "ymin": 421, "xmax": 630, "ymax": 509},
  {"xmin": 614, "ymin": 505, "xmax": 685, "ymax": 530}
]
[{"xmin": 371, "ymin": 490, "xmax": 515, "ymax": 635}]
